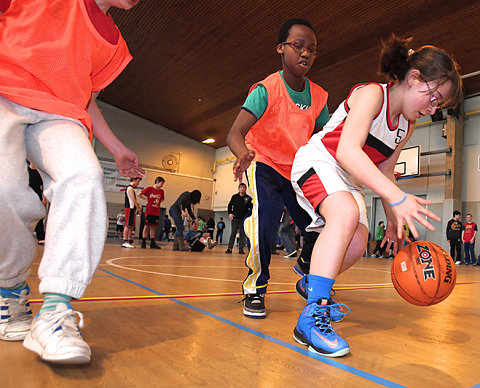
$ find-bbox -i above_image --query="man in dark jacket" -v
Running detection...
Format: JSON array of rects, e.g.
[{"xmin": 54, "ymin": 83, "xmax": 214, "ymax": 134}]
[
  {"xmin": 225, "ymin": 183, "xmax": 252, "ymax": 254},
  {"xmin": 446, "ymin": 210, "xmax": 462, "ymax": 264}
]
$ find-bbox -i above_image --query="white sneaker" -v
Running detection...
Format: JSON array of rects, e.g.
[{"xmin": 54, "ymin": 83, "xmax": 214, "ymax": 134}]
[
  {"xmin": 122, "ymin": 241, "xmax": 135, "ymax": 248},
  {"xmin": 23, "ymin": 304, "xmax": 91, "ymax": 364},
  {"xmin": 455, "ymin": 261, "xmax": 461, "ymax": 265},
  {"xmin": 0, "ymin": 284, "xmax": 33, "ymax": 341},
  {"xmin": 284, "ymin": 250, "xmax": 297, "ymax": 258}
]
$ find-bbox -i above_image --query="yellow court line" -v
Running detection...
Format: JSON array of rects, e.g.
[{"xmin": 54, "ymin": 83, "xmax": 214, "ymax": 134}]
[
  {"xmin": 28, "ymin": 280, "xmax": 479, "ymax": 303},
  {"xmin": 28, "ymin": 290, "xmax": 295, "ymax": 303},
  {"xmin": 26, "ymin": 284, "xmax": 401, "ymax": 303}
]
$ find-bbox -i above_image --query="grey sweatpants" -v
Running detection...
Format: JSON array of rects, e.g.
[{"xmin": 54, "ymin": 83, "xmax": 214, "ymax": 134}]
[{"xmin": 0, "ymin": 95, "xmax": 106, "ymax": 299}]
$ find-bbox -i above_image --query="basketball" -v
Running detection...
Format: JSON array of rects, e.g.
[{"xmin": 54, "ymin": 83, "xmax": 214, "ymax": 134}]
[{"xmin": 391, "ymin": 241, "xmax": 456, "ymax": 306}]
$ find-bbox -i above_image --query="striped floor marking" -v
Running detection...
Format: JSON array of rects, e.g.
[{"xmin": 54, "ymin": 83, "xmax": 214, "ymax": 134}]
[
  {"xmin": 25, "ymin": 284, "xmax": 399, "ymax": 304},
  {"xmin": 27, "ymin": 280, "xmax": 479, "ymax": 304}
]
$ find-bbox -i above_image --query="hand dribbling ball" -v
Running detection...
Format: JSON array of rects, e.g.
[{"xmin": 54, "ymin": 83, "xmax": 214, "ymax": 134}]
[{"xmin": 391, "ymin": 241, "xmax": 456, "ymax": 306}]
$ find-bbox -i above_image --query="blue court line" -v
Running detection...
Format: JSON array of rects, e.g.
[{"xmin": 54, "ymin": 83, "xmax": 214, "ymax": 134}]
[{"xmin": 98, "ymin": 267, "xmax": 405, "ymax": 388}]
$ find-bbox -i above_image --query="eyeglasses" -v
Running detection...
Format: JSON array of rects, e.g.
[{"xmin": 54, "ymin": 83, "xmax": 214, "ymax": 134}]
[
  {"xmin": 424, "ymin": 82, "xmax": 442, "ymax": 108},
  {"xmin": 281, "ymin": 41, "xmax": 316, "ymax": 55}
]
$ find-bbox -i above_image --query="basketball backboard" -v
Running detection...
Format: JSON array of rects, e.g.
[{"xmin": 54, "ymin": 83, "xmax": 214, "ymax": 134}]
[{"xmin": 395, "ymin": 145, "xmax": 420, "ymax": 178}]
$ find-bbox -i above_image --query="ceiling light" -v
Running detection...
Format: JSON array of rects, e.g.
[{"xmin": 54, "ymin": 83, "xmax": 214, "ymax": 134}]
[{"xmin": 202, "ymin": 138, "xmax": 215, "ymax": 144}]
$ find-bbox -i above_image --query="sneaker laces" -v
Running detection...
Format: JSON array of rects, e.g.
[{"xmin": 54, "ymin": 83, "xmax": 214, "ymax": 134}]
[
  {"xmin": 43, "ymin": 306, "xmax": 85, "ymax": 336},
  {"xmin": 329, "ymin": 290, "xmax": 349, "ymax": 314},
  {"xmin": 0, "ymin": 289, "xmax": 31, "ymax": 323},
  {"xmin": 239, "ymin": 294, "xmax": 263, "ymax": 304},
  {"xmin": 328, "ymin": 301, "xmax": 350, "ymax": 316},
  {"xmin": 312, "ymin": 301, "xmax": 350, "ymax": 334}
]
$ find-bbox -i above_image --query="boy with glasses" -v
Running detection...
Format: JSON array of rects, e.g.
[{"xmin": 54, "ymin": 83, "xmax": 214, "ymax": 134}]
[{"xmin": 227, "ymin": 18, "xmax": 329, "ymax": 318}]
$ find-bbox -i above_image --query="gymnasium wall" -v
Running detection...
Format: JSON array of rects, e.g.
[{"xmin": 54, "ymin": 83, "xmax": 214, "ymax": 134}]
[
  {"xmin": 94, "ymin": 93, "xmax": 479, "ymax": 251},
  {"xmin": 462, "ymin": 96, "xmax": 480, "ymax": 203},
  {"xmin": 94, "ymin": 100, "xmax": 216, "ymax": 218}
]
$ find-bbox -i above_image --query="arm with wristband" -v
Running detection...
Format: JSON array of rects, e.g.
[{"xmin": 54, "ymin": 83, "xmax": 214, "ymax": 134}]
[{"xmin": 334, "ymin": 85, "xmax": 440, "ymax": 254}]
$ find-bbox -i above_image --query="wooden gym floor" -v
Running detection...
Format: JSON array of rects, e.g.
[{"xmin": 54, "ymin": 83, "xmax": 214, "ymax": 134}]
[{"xmin": 2, "ymin": 241, "xmax": 480, "ymax": 388}]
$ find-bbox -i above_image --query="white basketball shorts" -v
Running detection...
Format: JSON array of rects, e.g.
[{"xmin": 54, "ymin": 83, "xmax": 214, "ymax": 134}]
[{"xmin": 291, "ymin": 141, "xmax": 368, "ymax": 233}]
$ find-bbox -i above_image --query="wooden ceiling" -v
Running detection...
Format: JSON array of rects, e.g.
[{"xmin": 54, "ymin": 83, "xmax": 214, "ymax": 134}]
[{"xmin": 100, "ymin": 0, "xmax": 480, "ymax": 148}]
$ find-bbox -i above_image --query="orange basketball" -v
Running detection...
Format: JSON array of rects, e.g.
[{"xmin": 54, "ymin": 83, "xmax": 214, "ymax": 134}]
[{"xmin": 391, "ymin": 241, "xmax": 456, "ymax": 306}]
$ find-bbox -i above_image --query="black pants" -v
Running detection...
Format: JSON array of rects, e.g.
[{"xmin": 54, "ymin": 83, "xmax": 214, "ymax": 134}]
[
  {"xmin": 373, "ymin": 240, "xmax": 385, "ymax": 256},
  {"xmin": 228, "ymin": 218, "xmax": 246, "ymax": 250},
  {"xmin": 449, "ymin": 239, "xmax": 462, "ymax": 262},
  {"xmin": 190, "ymin": 240, "xmax": 206, "ymax": 252},
  {"xmin": 35, "ymin": 219, "xmax": 45, "ymax": 241},
  {"xmin": 162, "ymin": 226, "xmax": 171, "ymax": 240},
  {"xmin": 207, "ymin": 228, "xmax": 214, "ymax": 239},
  {"xmin": 243, "ymin": 162, "xmax": 318, "ymax": 294}
]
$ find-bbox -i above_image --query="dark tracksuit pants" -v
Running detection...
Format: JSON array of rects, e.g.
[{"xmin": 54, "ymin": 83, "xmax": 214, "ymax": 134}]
[
  {"xmin": 449, "ymin": 239, "xmax": 462, "ymax": 262},
  {"xmin": 227, "ymin": 217, "xmax": 247, "ymax": 250},
  {"xmin": 243, "ymin": 162, "xmax": 317, "ymax": 294}
]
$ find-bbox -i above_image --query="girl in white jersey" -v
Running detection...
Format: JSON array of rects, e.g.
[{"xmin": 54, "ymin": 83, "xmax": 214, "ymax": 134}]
[{"xmin": 290, "ymin": 34, "xmax": 462, "ymax": 357}]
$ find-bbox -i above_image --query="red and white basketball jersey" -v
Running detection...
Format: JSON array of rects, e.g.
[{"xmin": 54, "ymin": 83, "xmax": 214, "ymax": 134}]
[{"xmin": 310, "ymin": 82, "xmax": 411, "ymax": 166}]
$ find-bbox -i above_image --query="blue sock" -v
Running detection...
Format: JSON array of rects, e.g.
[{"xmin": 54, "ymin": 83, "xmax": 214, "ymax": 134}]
[
  {"xmin": 39, "ymin": 293, "xmax": 72, "ymax": 313},
  {"xmin": 307, "ymin": 275, "xmax": 335, "ymax": 304},
  {"xmin": 0, "ymin": 282, "xmax": 27, "ymax": 297}
]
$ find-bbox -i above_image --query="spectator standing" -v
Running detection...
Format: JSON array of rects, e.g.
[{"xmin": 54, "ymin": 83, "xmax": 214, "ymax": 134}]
[
  {"xmin": 138, "ymin": 176, "xmax": 165, "ymax": 249},
  {"xmin": 116, "ymin": 210, "xmax": 125, "ymax": 237},
  {"xmin": 225, "ymin": 183, "xmax": 252, "ymax": 254},
  {"xmin": 446, "ymin": 210, "xmax": 462, "ymax": 264},
  {"xmin": 206, "ymin": 217, "xmax": 215, "ymax": 239},
  {"xmin": 122, "ymin": 178, "xmax": 141, "ymax": 248},
  {"xmin": 371, "ymin": 221, "xmax": 385, "ymax": 258},
  {"xmin": 216, "ymin": 217, "xmax": 226, "ymax": 243},
  {"xmin": 462, "ymin": 214, "xmax": 477, "ymax": 265}
]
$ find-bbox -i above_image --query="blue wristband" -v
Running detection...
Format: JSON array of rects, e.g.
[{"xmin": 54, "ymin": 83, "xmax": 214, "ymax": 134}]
[{"xmin": 389, "ymin": 193, "xmax": 407, "ymax": 207}]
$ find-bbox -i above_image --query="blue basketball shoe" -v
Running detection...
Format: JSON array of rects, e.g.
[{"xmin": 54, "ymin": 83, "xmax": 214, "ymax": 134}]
[
  {"xmin": 295, "ymin": 276, "xmax": 348, "ymax": 323},
  {"xmin": 294, "ymin": 299, "xmax": 350, "ymax": 357}
]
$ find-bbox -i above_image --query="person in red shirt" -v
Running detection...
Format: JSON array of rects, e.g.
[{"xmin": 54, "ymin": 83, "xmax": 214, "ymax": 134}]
[
  {"xmin": 138, "ymin": 177, "xmax": 165, "ymax": 249},
  {"xmin": 0, "ymin": 0, "xmax": 144, "ymax": 364},
  {"xmin": 462, "ymin": 214, "xmax": 478, "ymax": 265}
]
